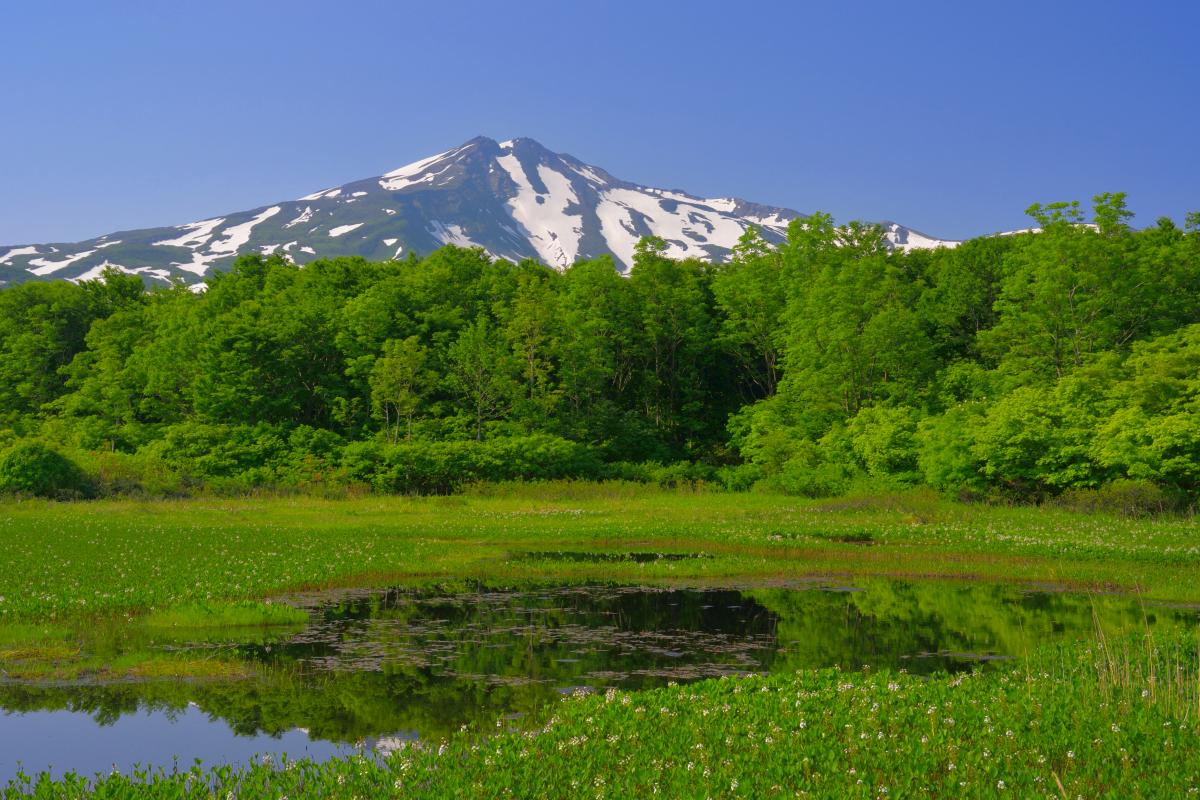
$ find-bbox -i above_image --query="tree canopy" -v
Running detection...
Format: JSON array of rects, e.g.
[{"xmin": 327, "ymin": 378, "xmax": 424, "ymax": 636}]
[{"xmin": 2, "ymin": 194, "xmax": 1199, "ymax": 502}]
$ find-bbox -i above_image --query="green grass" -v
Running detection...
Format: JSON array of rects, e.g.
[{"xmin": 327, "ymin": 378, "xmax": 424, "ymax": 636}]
[
  {"xmin": 4, "ymin": 632, "xmax": 1197, "ymax": 798},
  {"xmin": 0, "ymin": 602, "xmax": 304, "ymax": 681},
  {"xmin": 2, "ymin": 486, "xmax": 1199, "ymax": 627},
  {"xmin": 3, "ymin": 486, "xmax": 1199, "ymax": 797},
  {"xmin": 141, "ymin": 600, "xmax": 308, "ymax": 629}
]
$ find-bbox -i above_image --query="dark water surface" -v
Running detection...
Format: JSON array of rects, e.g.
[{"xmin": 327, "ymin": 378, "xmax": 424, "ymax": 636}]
[{"xmin": 2, "ymin": 580, "xmax": 1197, "ymax": 782}]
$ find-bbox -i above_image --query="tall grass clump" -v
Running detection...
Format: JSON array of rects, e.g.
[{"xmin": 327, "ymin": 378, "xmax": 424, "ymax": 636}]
[{"xmin": 1089, "ymin": 623, "xmax": 1200, "ymax": 723}]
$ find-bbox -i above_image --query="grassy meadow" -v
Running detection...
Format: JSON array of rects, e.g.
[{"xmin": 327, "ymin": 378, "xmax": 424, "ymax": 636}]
[
  {"xmin": 2, "ymin": 486, "xmax": 1199, "ymax": 797},
  {"xmin": 1, "ymin": 486, "xmax": 1199, "ymax": 627}
]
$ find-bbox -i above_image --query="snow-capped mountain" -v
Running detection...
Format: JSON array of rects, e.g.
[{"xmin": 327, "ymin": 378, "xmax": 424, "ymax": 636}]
[{"xmin": 0, "ymin": 136, "xmax": 960, "ymax": 287}]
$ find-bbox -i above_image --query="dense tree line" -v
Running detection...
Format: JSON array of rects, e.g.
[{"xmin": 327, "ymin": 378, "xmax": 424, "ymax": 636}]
[{"xmin": 1, "ymin": 193, "xmax": 1199, "ymax": 503}]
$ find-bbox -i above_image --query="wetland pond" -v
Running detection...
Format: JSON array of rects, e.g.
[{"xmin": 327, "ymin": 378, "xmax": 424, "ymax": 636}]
[{"xmin": 2, "ymin": 578, "xmax": 1198, "ymax": 782}]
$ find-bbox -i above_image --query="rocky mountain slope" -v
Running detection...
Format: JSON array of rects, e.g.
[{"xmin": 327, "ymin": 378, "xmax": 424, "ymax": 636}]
[{"xmin": 0, "ymin": 136, "xmax": 959, "ymax": 287}]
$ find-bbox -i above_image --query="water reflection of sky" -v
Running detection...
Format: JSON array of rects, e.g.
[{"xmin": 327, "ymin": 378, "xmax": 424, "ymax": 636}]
[
  {"xmin": 0, "ymin": 705, "xmax": 355, "ymax": 783},
  {"xmin": 1, "ymin": 580, "xmax": 1197, "ymax": 784}
]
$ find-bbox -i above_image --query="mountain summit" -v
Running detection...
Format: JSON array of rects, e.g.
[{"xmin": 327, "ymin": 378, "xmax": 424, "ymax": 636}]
[{"xmin": 0, "ymin": 137, "xmax": 957, "ymax": 287}]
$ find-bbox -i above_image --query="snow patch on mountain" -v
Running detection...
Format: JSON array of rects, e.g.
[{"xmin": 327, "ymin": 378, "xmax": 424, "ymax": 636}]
[
  {"xmin": 883, "ymin": 222, "xmax": 960, "ymax": 251},
  {"xmin": 378, "ymin": 145, "xmax": 467, "ymax": 191},
  {"xmin": 154, "ymin": 218, "xmax": 225, "ymax": 248},
  {"xmin": 299, "ymin": 187, "xmax": 342, "ymax": 201},
  {"xmin": 569, "ymin": 164, "xmax": 611, "ymax": 186},
  {"xmin": 0, "ymin": 246, "xmax": 40, "ymax": 265},
  {"xmin": 329, "ymin": 223, "xmax": 364, "ymax": 238},
  {"xmin": 210, "ymin": 207, "xmax": 281, "ymax": 254},
  {"xmin": 496, "ymin": 151, "xmax": 584, "ymax": 268},
  {"xmin": 28, "ymin": 249, "xmax": 97, "ymax": 276},
  {"xmin": 594, "ymin": 197, "xmax": 643, "ymax": 268},
  {"xmin": 284, "ymin": 207, "xmax": 315, "ymax": 229},
  {"xmin": 171, "ymin": 250, "xmax": 220, "ymax": 276},
  {"xmin": 597, "ymin": 187, "xmax": 744, "ymax": 263},
  {"xmin": 72, "ymin": 262, "xmax": 172, "ymax": 284},
  {"xmin": 428, "ymin": 221, "xmax": 482, "ymax": 249},
  {"xmin": 743, "ymin": 212, "xmax": 792, "ymax": 230}
]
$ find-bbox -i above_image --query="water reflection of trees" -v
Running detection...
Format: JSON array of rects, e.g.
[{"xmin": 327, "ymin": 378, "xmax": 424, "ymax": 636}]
[
  {"xmin": 0, "ymin": 583, "xmax": 1194, "ymax": 743},
  {"xmin": 750, "ymin": 581, "xmax": 1196, "ymax": 673}
]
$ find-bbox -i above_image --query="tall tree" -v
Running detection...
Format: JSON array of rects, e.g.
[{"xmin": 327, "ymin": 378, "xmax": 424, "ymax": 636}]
[
  {"xmin": 447, "ymin": 316, "xmax": 518, "ymax": 441},
  {"xmin": 504, "ymin": 270, "xmax": 559, "ymax": 423},
  {"xmin": 370, "ymin": 336, "xmax": 430, "ymax": 443},
  {"xmin": 628, "ymin": 237, "xmax": 718, "ymax": 450},
  {"xmin": 711, "ymin": 227, "xmax": 786, "ymax": 399}
]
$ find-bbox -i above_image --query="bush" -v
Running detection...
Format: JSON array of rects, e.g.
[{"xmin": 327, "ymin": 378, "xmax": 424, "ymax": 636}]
[
  {"xmin": 715, "ymin": 463, "xmax": 761, "ymax": 492},
  {"xmin": 349, "ymin": 435, "xmax": 605, "ymax": 494},
  {"xmin": 140, "ymin": 422, "xmax": 289, "ymax": 481},
  {"xmin": 1053, "ymin": 479, "xmax": 1187, "ymax": 517},
  {"xmin": 0, "ymin": 441, "xmax": 91, "ymax": 498},
  {"xmin": 844, "ymin": 405, "xmax": 921, "ymax": 483},
  {"xmin": 69, "ymin": 448, "xmax": 186, "ymax": 497},
  {"xmin": 917, "ymin": 407, "xmax": 984, "ymax": 493},
  {"xmin": 760, "ymin": 440, "xmax": 852, "ymax": 498},
  {"xmin": 647, "ymin": 461, "xmax": 717, "ymax": 489}
]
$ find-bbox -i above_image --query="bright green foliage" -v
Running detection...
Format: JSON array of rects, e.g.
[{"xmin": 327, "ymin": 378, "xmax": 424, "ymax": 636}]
[
  {"xmin": 0, "ymin": 441, "xmax": 89, "ymax": 498},
  {"xmin": 1090, "ymin": 324, "xmax": 1200, "ymax": 492},
  {"xmin": 369, "ymin": 336, "xmax": 430, "ymax": 442},
  {"xmin": 342, "ymin": 435, "xmax": 601, "ymax": 493},
  {"xmin": 627, "ymin": 238, "xmax": 721, "ymax": 451},
  {"xmin": 1, "ymin": 195, "xmax": 1199, "ymax": 501},
  {"xmin": 842, "ymin": 405, "xmax": 921, "ymax": 482},
  {"xmin": 447, "ymin": 315, "xmax": 520, "ymax": 441},
  {"xmin": 711, "ymin": 227, "xmax": 786, "ymax": 398},
  {"xmin": 0, "ymin": 272, "xmax": 141, "ymax": 419}
]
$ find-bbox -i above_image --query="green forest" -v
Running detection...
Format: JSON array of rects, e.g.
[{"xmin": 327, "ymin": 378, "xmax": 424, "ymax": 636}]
[{"xmin": 2, "ymin": 193, "xmax": 1199, "ymax": 505}]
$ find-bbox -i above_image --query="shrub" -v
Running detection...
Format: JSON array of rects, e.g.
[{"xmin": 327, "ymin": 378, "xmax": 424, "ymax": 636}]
[
  {"xmin": 69, "ymin": 448, "xmax": 186, "ymax": 497},
  {"xmin": 0, "ymin": 441, "xmax": 91, "ymax": 498},
  {"xmin": 715, "ymin": 463, "xmax": 761, "ymax": 492},
  {"xmin": 844, "ymin": 405, "xmax": 921, "ymax": 482},
  {"xmin": 647, "ymin": 461, "xmax": 717, "ymax": 489},
  {"xmin": 761, "ymin": 440, "xmax": 852, "ymax": 497},
  {"xmin": 917, "ymin": 407, "xmax": 984, "ymax": 493},
  {"xmin": 140, "ymin": 422, "xmax": 289, "ymax": 481},
  {"xmin": 1053, "ymin": 479, "xmax": 1187, "ymax": 517},
  {"xmin": 355, "ymin": 435, "xmax": 605, "ymax": 494}
]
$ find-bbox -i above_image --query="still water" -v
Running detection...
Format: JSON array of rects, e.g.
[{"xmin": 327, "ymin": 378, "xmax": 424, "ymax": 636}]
[{"xmin": 1, "ymin": 580, "xmax": 1196, "ymax": 782}]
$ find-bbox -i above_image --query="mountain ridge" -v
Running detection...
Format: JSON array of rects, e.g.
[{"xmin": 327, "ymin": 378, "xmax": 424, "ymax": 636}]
[{"xmin": 0, "ymin": 136, "xmax": 961, "ymax": 287}]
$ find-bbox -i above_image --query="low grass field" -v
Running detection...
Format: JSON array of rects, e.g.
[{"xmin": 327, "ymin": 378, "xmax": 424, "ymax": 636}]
[{"xmin": 1, "ymin": 485, "xmax": 1198, "ymax": 626}]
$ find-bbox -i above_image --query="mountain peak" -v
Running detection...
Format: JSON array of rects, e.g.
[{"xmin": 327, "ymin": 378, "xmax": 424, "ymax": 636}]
[{"xmin": 0, "ymin": 138, "xmax": 960, "ymax": 288}]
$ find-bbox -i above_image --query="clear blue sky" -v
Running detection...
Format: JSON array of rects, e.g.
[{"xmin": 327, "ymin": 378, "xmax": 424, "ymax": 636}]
[{"xmin": 3, "ymin": 0, "xmax": 1198, "ymax": 244}]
